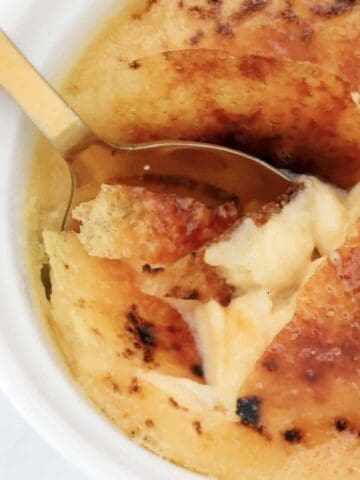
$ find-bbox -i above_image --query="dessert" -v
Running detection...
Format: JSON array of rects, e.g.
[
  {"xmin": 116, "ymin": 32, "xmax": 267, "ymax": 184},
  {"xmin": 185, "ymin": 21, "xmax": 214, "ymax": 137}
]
[{"xmin": 26, "ymin": 1, "xmax": 360, "ymax": 479}]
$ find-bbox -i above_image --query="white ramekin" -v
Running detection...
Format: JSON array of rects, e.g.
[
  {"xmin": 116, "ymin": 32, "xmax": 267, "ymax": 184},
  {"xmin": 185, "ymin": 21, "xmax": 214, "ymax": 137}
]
[{"xmin": 0, "ymin": 2, "xmax": 202, "ymax": 478}]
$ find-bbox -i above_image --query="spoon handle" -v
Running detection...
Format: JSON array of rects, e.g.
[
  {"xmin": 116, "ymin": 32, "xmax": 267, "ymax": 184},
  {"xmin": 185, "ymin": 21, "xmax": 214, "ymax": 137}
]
[{"xmin": 0, "ymin": 29, "xmax": 94, "ymax": 158}]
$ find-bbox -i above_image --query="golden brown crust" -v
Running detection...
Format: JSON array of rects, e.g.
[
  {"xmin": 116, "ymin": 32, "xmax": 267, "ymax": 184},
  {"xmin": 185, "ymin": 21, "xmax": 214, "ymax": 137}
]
[
  {"xmin": 74, "ymin": 185, "xmax": 239, "ymax": 264},
  {"xmin": 44, "ymin": 231, "xmax": 203, "ymax": 381},
  {"xmin": 73, "ymin": 182, "xmax": 302, "ymax": 307},
  {"xmin": 240, "ymin": 219, "xmax": 360, "ymax": 445},
  {"xmin": 66, "ymin": 0, "xmax": 360, "ymax": 88},
  {"xmin": 140, "ymin": 249, "xmax": 235, "ymax": 306},
  {"xmin": 177, "ymin": 0, "xmax": 360, "ymax": 87}
]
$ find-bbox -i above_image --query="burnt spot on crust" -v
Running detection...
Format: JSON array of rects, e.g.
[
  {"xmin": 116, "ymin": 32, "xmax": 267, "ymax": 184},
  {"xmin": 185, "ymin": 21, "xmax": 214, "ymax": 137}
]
[
  {"xmin": 283, "ymin": 429, "xmax": 303, "ymax": 444},
  {"xmin": 216, "ymin": 22, "xmax": 234, "ymax": 37},
  {"xmin": 232, "ymin": 0, "xmax": 269, "ymax": 20},
  {"xmin": 335, "ymin": 418, "xmax": 350, "ymax": 432},
  {"xmin": 236, "ymin": 396, "xmax": 262, "ymax": 431},
  {"xmin": 185, "ymin": 289, "xmax": 200, "ymax": 300},
  {"xmin": 142, "ymin": 264, "xmax": 165, "ymax": 274},
  {"xmin": 145, "ymin": 419, "xmax": 155, "ymax": 428},
  {"xmin": 312, "ymin": 0, "xmax": 358, "ymax": 17},
  {"xmin": 193, "ymin": 420, "xmax": 203, "ymax": 435},
  {"xmin": 126, "ymin": 306, "xmax": 156, "ymax": 362},
  {"xmin": 137, "ymin": 323, "xmax": 156, "ymax": 346},
  {"xmin": 127, "ymin": 305, "xmax": 156, "ymax": 346},
  {"xmin": 189, "ymin": 29, "xmax": 204, "ymax": 46},
  {"xmin": 128, "ymin": 377, "xmax": 141, "ymax": 395},
  {"xmin": 129, "ymin": 60, "xmax": 141, "ymax": 69},
  {"xmin": 191, "ymin": 364, "xmax": 204, "ymax": 378}
]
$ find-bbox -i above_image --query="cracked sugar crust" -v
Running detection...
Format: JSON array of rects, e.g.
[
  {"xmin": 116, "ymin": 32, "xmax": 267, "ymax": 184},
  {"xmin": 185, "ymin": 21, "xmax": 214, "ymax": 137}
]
[{"xmin": 240, "ymin": 218, "xmax": 360, "ymax": 445}]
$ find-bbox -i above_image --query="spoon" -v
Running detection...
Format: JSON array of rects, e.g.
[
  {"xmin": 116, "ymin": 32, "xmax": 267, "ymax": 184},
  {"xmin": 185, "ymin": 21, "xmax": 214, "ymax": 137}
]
[{"xmin": 0, "ymin": 29, "xmax": 290, "ymax": 229}]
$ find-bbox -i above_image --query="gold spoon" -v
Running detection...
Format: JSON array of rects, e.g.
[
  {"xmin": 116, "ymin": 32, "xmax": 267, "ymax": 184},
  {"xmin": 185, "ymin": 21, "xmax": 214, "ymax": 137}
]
[{"xmin": 0, "ymin": 29, "xmax": 290, "ymax": 230}]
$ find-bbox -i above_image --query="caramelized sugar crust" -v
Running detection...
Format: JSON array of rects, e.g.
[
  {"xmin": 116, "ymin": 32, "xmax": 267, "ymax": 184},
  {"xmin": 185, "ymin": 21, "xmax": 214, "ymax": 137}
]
[
  {"xmin": 140, "ymin": 249, "xmax": 235, "ymax": 306},
  {"xmin": 43, "ymin": 211, "xmax": 360, "ymax": 480},
  {"xmin": 44, "ymin": 231, "xmax": 203, "ymax": 382},
  {"xmin": 73, "ymin": 185, "xmax": 239, "ymax": 264},
  {"xmin": 66, "ymin": 0, "xmax": 360, "ymax": 89},
  {"xmin": 240, "ymin": 219, "xmax": 360, "ymax": 444},
  {"xmin": 175, "ymin": 0, "xmax": 360, "ymax": 88},
  {"xmin": 66, "ymin": 52, "xmax": 360, "ymax": 188}
]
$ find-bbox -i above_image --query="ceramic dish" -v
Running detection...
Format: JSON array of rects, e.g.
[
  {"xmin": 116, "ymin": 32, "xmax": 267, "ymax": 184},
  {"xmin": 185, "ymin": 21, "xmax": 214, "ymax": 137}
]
[{"xmin": 0, "ymin": 1, "xmax": 199, "ymax": 478}]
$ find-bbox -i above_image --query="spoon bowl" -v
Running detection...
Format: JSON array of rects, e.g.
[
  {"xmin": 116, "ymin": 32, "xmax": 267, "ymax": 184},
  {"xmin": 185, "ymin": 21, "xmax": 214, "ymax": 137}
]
[{"xmin": 0, "ymin": 28, "xmax": 290, "ymax": 230}]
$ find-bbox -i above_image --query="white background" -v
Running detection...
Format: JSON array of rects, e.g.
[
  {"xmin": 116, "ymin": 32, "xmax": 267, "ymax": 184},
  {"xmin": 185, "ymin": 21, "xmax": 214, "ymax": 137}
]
[{"xmin": 0, "ymin": 391, "xmax": 89, "ymax": 479}]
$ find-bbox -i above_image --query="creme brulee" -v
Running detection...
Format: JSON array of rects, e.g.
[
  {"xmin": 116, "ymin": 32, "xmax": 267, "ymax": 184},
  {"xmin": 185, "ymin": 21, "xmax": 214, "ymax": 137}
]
[{"xmin": 26, "ymin": 1, "xmax": 360, "ymax": 480}]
